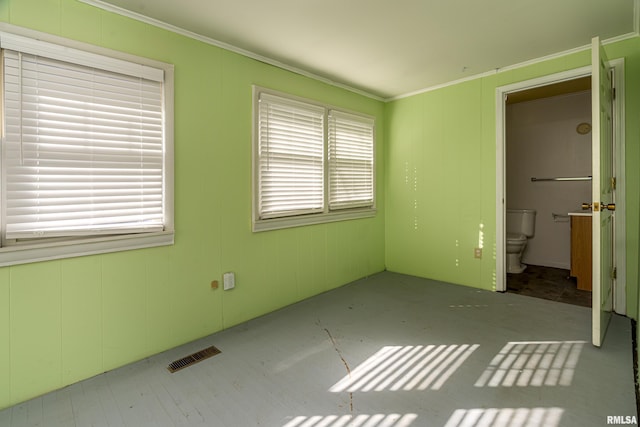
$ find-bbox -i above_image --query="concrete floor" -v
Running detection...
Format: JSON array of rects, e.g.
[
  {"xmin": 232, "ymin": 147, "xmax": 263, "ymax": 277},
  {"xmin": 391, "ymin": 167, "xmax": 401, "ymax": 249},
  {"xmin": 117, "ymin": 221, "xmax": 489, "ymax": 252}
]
[{"xmin": 1, "ymin": 271, "xmax": 637, "ymax": 427}]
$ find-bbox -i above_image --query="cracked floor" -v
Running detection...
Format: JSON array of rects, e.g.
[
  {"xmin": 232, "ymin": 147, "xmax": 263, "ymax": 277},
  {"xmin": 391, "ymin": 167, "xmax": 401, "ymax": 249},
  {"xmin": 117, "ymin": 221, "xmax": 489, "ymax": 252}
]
[{"xmin": 1, "ymin": 271, "xmax": 637, "ymax": 427}]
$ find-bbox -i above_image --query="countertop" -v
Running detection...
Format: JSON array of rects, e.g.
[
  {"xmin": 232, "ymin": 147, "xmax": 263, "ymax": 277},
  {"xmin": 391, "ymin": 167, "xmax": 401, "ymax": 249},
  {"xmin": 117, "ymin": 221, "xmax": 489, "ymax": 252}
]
[{"xmin": 568, "ymin": 211, "xmax": 593, "ymax": 217}]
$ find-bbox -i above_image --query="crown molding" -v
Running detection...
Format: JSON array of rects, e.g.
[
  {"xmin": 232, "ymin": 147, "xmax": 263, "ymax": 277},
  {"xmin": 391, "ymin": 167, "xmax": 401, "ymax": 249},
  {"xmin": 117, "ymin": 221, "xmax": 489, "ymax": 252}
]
[
  {"xmin": 79, "ymin": 0, "xmax": 385, "ymax": 102},
  {"xmin": 81, "ymin": 0, "xmax": 638, "ymax": 104},
  {"xmin": 388, "ymin": 31, "xmax": 639, "ymax": 102}
]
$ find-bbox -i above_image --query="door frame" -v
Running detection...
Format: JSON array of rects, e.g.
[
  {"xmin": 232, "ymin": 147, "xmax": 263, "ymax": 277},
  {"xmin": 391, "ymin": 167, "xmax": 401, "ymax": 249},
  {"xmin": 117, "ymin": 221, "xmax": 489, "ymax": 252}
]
[{"xmin": 495, "ymin": 60, "xmax": 626, "ymax": 315}]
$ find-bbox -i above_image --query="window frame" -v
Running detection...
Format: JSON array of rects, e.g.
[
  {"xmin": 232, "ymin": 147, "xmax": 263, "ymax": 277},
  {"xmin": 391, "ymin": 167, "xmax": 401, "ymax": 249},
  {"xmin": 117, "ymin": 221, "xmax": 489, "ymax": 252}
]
[
  {"xmin": 0, "ymin": 24, "xmax": 174, "ymax": 267},
  {"xmin": 252, "ymin": 86, "xmax": 376, "ymax": 232},
  {"xmin": 328, "ymin": 109, "xmax": 376, "ymax": 211}
]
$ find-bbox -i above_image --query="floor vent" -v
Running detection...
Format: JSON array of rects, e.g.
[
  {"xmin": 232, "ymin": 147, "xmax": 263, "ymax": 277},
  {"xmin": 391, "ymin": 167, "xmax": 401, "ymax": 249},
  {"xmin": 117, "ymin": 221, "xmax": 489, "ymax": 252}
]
[{"xmin": 167, "ymin": 345, "xmax": 221, "ymax": 373}]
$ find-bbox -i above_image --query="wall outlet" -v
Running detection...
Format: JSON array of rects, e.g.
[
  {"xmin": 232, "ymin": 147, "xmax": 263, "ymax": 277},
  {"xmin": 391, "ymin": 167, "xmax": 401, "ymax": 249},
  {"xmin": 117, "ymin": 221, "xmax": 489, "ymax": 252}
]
[
  {"xmin": 474, "ymin": 248, "xmax": 482, "ymax": 259},
  {"xmin": 223, "ymin": 272, "xmax": 235, "ymax": 290}
]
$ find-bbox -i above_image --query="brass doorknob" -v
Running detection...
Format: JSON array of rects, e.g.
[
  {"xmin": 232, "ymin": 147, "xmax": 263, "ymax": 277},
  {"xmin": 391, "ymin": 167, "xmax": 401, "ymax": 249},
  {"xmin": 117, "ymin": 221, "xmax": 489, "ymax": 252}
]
[{"xmin": 581, "ymin": 202, "xmax": 615, "ymax": 211}]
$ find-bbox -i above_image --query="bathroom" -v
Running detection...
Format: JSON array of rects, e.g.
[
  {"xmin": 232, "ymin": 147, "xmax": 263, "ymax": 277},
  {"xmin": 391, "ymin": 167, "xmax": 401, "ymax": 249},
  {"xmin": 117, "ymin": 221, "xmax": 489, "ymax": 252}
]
[{"xmin": 505, "ymin": 77, "xmax": 593, "ymax": 307}]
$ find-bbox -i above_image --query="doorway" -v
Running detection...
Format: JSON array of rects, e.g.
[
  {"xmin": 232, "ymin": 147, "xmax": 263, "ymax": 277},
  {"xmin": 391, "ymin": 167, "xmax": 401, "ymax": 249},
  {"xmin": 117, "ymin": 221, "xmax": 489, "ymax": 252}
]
[
  {"xmin": 495, "ymin": 62, "xmax": 627, "ymax": 315},
  {"xmin": 505, "ymin": 78, "xmax": 592, "ymax": 307}
]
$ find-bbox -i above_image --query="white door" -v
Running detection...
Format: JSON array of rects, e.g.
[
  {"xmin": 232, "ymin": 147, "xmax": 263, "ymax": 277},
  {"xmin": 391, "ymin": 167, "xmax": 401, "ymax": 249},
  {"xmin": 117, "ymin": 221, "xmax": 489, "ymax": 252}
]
[{"xmin": 590, "ymin": 36, "xmax": 615, "ymax": 347}]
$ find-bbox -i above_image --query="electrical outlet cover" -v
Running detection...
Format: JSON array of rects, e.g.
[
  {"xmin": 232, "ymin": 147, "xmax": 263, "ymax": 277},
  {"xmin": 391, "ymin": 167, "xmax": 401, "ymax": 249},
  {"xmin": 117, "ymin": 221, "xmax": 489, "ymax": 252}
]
[{"xmin": 223, "ymin": 272, "xmax": 235, "ymax": 290}]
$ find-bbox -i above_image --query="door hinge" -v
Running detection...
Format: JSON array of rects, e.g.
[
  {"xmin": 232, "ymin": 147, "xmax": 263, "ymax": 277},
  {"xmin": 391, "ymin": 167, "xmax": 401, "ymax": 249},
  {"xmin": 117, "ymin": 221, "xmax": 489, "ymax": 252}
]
[
  {"xmin": 612, "ymin": 267, "xmax": 617, "ymax": 280},
  {"xmin": 612, "ymin": 87, "xmax": 616, "ymax": 100}
]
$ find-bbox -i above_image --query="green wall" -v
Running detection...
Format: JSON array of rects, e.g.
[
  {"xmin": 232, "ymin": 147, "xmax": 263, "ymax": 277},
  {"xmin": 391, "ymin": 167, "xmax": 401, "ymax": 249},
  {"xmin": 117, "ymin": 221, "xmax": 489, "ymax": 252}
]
[
  {"xmin": 3, "ymin": 0, "xmax": 640, "ymax": 411},
  {"xmin": 0, "ymin": 0, "xmax": 386, "ymax": 409},
  {"xmin": 385, "ymin": 38, "xmax": 640, "ymax": 317}
]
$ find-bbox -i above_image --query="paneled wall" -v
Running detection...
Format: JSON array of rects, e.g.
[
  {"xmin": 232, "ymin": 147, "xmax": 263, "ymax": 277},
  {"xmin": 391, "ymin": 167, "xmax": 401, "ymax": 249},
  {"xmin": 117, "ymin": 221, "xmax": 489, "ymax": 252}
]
[
  {"xmin": 384, "ymin": 38, "xmax": 640, "ymax": 322},
  {"xmin": 0, "ymin": 0, "xmax": 386, "ymax": 409},
  {"xmin": 4, "ymin": 0, "xmax": 640, "ymax": 411}
]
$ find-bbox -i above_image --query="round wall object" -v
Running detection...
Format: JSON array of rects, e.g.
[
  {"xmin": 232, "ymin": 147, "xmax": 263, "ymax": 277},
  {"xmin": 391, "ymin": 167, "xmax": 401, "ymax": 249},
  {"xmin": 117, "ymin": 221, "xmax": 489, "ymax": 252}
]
[{"xmin": 576, "ymin": 122, "xmax": 591, "ymax": 135}]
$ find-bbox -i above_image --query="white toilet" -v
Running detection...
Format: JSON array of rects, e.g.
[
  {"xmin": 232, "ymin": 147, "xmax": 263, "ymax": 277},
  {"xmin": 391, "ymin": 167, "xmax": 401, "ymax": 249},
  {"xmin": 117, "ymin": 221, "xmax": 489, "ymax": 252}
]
[{"xmin": 506, "ymin": 209, "xmax": 536, "ymax": 274}]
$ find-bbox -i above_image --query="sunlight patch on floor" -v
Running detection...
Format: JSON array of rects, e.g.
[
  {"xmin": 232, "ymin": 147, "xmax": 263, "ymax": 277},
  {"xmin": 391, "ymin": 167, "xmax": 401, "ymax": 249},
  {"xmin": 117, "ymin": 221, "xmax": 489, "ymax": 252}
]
[
  {"xmin": 475, "ymin": 341, "xmax": 586, "ymax": 387},
  {"xmin": 330, "ymin": 344, "xmax": 479, "ymax": 392},
  {"xmin": 444, "ymin": 407, "xmax": 564, "ymax": 427},
  {"xmin": 282, "ymin": 413, "xmax": 418, "ymax": 427}
]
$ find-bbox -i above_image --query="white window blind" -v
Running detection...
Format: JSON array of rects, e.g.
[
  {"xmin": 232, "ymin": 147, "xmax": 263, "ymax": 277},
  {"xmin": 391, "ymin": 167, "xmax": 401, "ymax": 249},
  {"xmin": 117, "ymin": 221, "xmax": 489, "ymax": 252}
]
[
  {"xmin": 258, "ymin": 92, "xmax": 325, "ymax": 219},
  {"xmin": 328, "ymin": 110, "xmax": 374, "ymax": 210},
  {"xmin": 2, "ymin": 49, "xmax": 165, "ymax": 239}
]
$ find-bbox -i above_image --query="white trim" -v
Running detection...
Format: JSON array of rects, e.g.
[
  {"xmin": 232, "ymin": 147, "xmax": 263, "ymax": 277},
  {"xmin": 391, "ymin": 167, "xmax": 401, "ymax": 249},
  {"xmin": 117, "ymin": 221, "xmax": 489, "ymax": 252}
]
[
  {"xmin": 0, "ymin": 24, "xmax": 175, "ymax": 266},
  {"xmin": 495, "ymin": 66, "xmax": 592, "ymax": 293},
  {"xmin": 79, "ymin": 0, "xmax": 639, "ymax": 104},
  {"xmin": 253, "ymin": 208, "xmax": 377, "ymax": 232},
  {"xmin": 495, "ymin": 88, "xmax": 506, "ymax": 290},
  {"xmin": 251, "ymin": 86, "xmax": 377, "ymax": 232},
  {"xmin": 0, "ymin": 231, "xmax": 173, "ymax": 267},
  {"xmin": 495, "ymin": 60, "xmax": 627, "ymax": 317},
  {"xmin": 79, "ymin": 0, "xmax": 384, "ymax": 102},
  {"xmin": 635, "ymin": 0, "xmax": 640, "ymax": 35},
  {"xmin": 391, "ymin": 69, "xmax": 501, "ymax": 102},
  {"xmin": 612, "ymin": 59, "xmax": 627, "ymax": 315},
  {"xmin": 497, "ymin": 34, "xmax": 633, "ymax": 75},
  {"xmin": 0, "ymin": 31, "xmax": 163, "ymax": 81},
  {"xmin": 390, "ymin": 33, "xmax": 637, "ymax": 102},
  {"xmin": 0, "ymin": 23, "xmax": 171, "ymax": 72}
]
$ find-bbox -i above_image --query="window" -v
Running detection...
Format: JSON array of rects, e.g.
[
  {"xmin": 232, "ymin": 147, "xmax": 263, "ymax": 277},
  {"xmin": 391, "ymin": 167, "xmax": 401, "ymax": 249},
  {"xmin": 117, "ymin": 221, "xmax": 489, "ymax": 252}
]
[
  {"xmin": 253, "ymin": 87, "xmax": 375, "ymax": 231},
  {"xmin": 328, "ymin": 110, "xmax": 375, "ymax": 210},
  {"xmin": 0, "ymin": 30, "xmax": 174, "ymax": 266}
]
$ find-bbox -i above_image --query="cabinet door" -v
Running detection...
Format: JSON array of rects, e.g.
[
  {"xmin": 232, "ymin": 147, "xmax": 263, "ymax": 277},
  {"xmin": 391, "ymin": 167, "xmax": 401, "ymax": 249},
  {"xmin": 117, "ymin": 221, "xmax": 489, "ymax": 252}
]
[{"xmin": 570, "ymin": 216, "xmax": 592, "ymax": 291}]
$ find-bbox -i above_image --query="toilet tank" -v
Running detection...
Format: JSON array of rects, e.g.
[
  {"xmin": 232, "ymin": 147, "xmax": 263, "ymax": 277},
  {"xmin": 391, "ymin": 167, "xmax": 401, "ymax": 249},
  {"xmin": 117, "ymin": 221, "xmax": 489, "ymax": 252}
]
[{"xmin": 506, "ymin": 209, "xmax": 536, "ymax": 237}]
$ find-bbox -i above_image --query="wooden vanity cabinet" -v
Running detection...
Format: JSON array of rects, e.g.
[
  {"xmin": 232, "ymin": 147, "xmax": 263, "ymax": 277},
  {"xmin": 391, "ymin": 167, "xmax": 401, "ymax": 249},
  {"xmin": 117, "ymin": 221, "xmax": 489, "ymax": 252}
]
[{"xmin": 570, "ymin": 215, "xmax": 592, "ymax": 291}]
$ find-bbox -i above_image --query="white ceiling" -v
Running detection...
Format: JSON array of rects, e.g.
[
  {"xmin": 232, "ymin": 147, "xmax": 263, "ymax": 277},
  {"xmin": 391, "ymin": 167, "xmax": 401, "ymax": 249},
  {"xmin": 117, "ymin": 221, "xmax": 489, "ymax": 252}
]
[{"xmin": 88, "ymin": 0, "xmax": 636, "ymax": 100}]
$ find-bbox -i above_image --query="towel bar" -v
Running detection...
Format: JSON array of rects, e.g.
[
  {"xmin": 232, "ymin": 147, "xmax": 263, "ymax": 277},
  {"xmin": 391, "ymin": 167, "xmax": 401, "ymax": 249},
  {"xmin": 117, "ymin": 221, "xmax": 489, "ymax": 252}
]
[{"xmin": 531, "ymin": 176, "xmax": 592, "ymax": 182}]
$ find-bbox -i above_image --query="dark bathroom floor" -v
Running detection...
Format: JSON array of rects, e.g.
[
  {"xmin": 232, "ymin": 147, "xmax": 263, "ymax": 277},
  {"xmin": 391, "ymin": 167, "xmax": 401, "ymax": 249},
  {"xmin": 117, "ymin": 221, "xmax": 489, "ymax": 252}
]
[{"xmin": 507, "ymin": 264, "xmax": 592, "ymax": 308}]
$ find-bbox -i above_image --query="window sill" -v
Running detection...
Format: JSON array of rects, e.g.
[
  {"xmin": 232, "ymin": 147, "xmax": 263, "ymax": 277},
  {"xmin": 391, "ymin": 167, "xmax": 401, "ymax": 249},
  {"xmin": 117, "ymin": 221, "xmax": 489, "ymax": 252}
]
[
  {"xmin": 253, "ymin": 208, "xmax": 377, "ymax": 232},
  {"xmin": 0, "ymin": 231, "xmax": 174, "ymax": 267}
]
